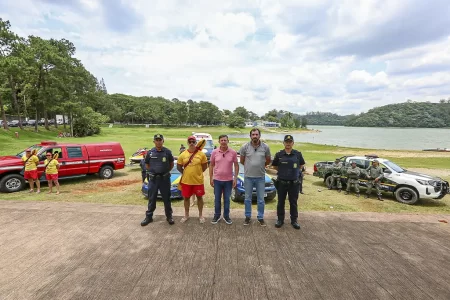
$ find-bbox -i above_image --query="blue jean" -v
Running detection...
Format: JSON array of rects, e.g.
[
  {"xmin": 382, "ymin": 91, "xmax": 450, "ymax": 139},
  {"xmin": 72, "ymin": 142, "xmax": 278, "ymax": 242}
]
[
  {"xmin": 244, "ymin": 176, "xmax": 265, "ymax": 219},
  {"xmin": 213, "ymin": 180, "xmax": 232, "ymax": 218}
]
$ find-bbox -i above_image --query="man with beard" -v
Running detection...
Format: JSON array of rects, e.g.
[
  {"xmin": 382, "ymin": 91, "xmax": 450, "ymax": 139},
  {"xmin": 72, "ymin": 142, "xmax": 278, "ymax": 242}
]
[{"xmin": 239, "ymin": 128, "xmax": 271, "ymax": 226}]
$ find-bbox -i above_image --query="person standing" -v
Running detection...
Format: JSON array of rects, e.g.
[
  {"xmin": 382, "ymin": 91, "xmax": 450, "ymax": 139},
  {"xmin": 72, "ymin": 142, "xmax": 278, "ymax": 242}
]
[
  {"xmin": 141, "ymin": 134, "xmax": 175, "ymax": 226},
  {"xmin": 345, "ymin": 162, "xmax": 360, "ymax": 197},
  {"xmin": 298, "ymin": 165, "xmax": 306, "ymax": 194},
  {"xmin": 177, "ymin": 136, "xmax": 208, "ymax": 224},
  {"xmin": 44, "ymin": 152, "xmax": 60, "ymax": 194},
  {"xmin": 239, "ymin": 128, "xmax": 271, "ymax": 226},
  {"xmin": 179, "ymin": 144, "xmax": 186, "ymax": 154},
  {"xmin": 329, "ymin": 158, "xmax": 343, "ymax": 192},
  {"xmin": 22, "ymin": 149, "xmax": 40, "ymax": 193},
  {"xmin": 139, "ymin": 151, "xmax": 148, "ymax": 183},
  {"xmin": 365, "ymin": 160, "xmax": 384, "ymax": 201},
  {"xmin": 272, "ymin": 135, "xmax": 305, "ymax": 229},
  {"xmin": 209, "ymin": 134, "xmax": 239, "ymax": 225}
]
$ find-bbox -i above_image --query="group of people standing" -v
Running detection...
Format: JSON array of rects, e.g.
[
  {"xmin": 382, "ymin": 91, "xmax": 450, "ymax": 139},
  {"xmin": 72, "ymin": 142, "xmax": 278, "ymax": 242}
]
[
  {"xmin": 21, "ymin": 149, "xmax": 61, "ymax": 194},
  {"xmin": 140, "ymin": 128, "xmax": 305, "ymax": 229},
  {"xmin": 328, "ymin": 158, "xmax": 384, "ymax": 200}
]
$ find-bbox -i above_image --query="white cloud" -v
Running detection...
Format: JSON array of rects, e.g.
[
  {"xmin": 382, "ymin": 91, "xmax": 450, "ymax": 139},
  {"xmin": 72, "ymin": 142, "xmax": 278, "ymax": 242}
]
[{"xmin": 2, "ymin": 0, "xmax": 450, "ymax": 116}]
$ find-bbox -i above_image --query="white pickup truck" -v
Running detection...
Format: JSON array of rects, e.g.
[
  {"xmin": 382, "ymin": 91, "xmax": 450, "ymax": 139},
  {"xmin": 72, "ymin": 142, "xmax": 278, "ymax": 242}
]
[{"xmin": 313, "ymin": 155, "xmax": 449, "ymax": 204}]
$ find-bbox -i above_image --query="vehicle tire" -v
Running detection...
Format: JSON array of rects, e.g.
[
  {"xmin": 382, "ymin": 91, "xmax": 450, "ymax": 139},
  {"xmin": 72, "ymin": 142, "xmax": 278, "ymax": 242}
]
[
  {"xmin": 395, "ymin": 186, "xmax": 419, "ymax": 204},
  {"xmin": 325, "ymin": 176, "xmax": 333, "ymax": 188},
  {"xmin": 231, "ymin": 188, "xmax": 242, "ymax": 202},
  {"xmin": 99, "ymin": 165, "xmax": 114, "ymax": 179},
  {"xmin": 0, "ymin": 174, "xmax": 26, "ymax": 193}
]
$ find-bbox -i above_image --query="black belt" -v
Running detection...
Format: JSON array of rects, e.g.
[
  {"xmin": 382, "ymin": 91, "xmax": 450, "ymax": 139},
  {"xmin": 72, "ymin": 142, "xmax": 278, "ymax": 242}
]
[{"xmin": 148, "ymin": 172, "xmax": 170, "ymax": 180}]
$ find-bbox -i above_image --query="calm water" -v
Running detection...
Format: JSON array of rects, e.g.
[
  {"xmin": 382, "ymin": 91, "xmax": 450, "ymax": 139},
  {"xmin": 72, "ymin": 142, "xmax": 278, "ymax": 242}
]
[{"xmin": 229, "ymin": 126, "xmax": 450, "ymax": 150}]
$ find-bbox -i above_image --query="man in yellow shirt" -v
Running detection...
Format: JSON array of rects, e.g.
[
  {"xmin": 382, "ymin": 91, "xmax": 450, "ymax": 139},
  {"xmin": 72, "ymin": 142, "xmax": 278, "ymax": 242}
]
[
  {"xmin": 22, "ymin": 149, "xmax": 40, "ymax": 193},
  {"xmin": 177, "ymin": 135, "xmax": 208, "ymax": 223},
  {"xmin": 44, "ymin": 152, "xmax": 60, "ymax": 194}
]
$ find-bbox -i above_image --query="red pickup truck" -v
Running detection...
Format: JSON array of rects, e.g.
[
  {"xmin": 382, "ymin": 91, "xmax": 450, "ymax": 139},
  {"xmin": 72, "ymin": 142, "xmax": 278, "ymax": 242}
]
[{"xmin": 0, "ymin": 141, "xmax": 126, "ymax": 193}]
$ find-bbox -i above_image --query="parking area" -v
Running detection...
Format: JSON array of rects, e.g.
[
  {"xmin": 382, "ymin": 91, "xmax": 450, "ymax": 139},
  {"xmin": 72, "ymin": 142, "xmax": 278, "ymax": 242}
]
[{"xmin": 1, "ymin": 201, "xmax": 449, "ymax": 300}]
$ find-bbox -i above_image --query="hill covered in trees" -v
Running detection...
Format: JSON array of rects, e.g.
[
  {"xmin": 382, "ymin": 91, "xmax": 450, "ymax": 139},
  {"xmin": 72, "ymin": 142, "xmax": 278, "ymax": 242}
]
[{"xmin": 344, "ymin": 101, "xmax": 450, "ymax": 128}]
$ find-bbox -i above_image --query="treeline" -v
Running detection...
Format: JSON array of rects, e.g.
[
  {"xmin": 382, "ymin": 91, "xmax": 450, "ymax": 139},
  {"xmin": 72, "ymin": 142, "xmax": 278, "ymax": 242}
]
[
  {"xmin": 0, "ymin": 19, "xmax": 110, "ymax": 136},
  {"xmin": 344, "ymin": 100, "xmax": 450, "ymax": 128}
]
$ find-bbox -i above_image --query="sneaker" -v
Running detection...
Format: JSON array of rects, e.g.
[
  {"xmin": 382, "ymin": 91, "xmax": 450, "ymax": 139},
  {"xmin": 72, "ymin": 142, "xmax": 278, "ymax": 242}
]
[
  {"xmin": 337, "ymin": 189, "xmax": 341, "ymax": 193},
  {"xmin": 211, "ymin": 216, "xmax": 221, "ymax": 224},
  {"xmin": 344, "ymin": 191, "xmax": 349, "ymax": 195},
  {"xmin": 243, "ymin": 217, "xmax": 251, "ymax": 226},
  {"xmin": 356, "ymin": 193, "xmax": 360, "ymax": 198},
  {"xmin": 224, "ymin": 217, "xmax": 233, "ymax": 225},
  {"xmin": 275, "ymin": 220, "xmax": 284, "ymax": 228},
  {"xmin": 167, "ymin": 217, "xmax": 174, "ymax": 225},
  {"xmin": 364, "ymin": 194, "xmax": 369, "ymax": 199},
  {"xmin": 377, "ymin": 195, "xmax": 383, "ymax": 201},
  {"xmin": 140, "ymin": 216, "xmax": 153, "ymax": 226},
  {"xmin": 257, "ymin": 219, "xmax": 266, "ymax": 227}
]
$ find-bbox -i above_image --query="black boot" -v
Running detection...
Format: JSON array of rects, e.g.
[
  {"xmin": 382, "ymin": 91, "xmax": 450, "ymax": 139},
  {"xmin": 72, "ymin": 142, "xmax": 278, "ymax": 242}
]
[
  {"xmin": 167, "ymin": 217, "xmax": 175, "ymax": 225},
  {"xmin": 291, "ymin": 220, "xmax": 301, "ymax": 230},
  {"xmin": 141, "ymin": 216, "xmax": 153, "ymax": 226},
  {"xmin": 275, "ymin": 220, "xmax": 284, "ymax": 228}
]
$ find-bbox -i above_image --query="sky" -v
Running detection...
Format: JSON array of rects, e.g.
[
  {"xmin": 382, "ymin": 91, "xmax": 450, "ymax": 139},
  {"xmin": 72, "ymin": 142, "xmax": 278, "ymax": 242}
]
[{"xmin": 1, "ymin": 0, "xmax": 450, "ymax": 116}]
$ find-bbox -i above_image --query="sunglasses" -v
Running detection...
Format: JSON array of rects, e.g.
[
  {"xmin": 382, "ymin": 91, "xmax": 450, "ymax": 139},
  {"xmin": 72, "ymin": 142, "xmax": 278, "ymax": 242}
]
[
  {"xmin": 188, "ymin": 141, "xmax": 196, "ymax": 144},
  {"xmin": 46, "ymin": 154, "xmax": 52, "ymax": 156}
]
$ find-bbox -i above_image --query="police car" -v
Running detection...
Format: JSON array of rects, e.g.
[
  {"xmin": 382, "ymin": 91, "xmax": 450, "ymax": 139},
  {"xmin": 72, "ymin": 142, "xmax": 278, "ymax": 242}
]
[
  {"xmin": 313, "ymin": 155, "xmax": 449, "ymax": 204},
  {"xmin": 191, "ymin": 132, "xmax": 215, "ymax": 161},
  {"xmin": 231, "ymin": 162, "xmax": 277, "ymax": 202},
  {"xmin": 141, "ymin": 160, "xmax": 182, "ymax": 199}
]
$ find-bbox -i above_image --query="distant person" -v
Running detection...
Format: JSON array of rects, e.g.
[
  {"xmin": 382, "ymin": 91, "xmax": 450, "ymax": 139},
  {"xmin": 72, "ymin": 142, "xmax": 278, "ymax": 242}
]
[
  {"xmin": 22, "ymin": 149, "xmax": 40, "ymax": 193},
  {"xmin": 179, "ymin": 144, "xmax": 186, "ymax": 154},
  {"xmin": 345, "ymin": 162, "xmax": 360, "ymax": 197},
  {"xmin": 177, "ymin": 136, "xmax": 208, "ymax": 224},
  {"xmin": 298, "ymin": 165, "xmax": 306, "ymax": 194},
  {"xmin": 44, "ymin": 152, "xmax": 60, "ymax": 194},
  {"xmin": 239, "ymin": 128, "xmax": 271, "ymax": 226},
  {"xmin": 272, "ymin": 135, "xmax": 305, "ymax": 229},
  {"xmin": 139, "ymin": 151, "xmax": 148, "ymax": 183},
  {"xmin": 365, "ymin": 160, "xmax": 384, "ymax": 201},
  {"xmin": 209, "ymin": 134, "xmax": 239, "ymax": 225},
  {"xmin": 329, "ymin": 158, "xmax": 343, "ymax": 192}
]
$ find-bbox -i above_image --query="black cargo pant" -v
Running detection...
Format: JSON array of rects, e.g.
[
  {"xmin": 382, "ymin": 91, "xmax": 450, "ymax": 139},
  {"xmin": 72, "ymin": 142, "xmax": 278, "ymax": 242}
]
[
  {"xmin": 146, "ymin": 176, "xmax": 172, "ymax": 218},
  {"xmin": 276, "ymin": 179, "xmax": 300, "ymax": 222}
]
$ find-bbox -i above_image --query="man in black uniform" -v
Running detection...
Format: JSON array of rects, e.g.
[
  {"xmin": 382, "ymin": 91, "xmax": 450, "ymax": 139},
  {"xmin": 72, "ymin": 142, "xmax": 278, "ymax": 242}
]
[
  {"xmin": 141, "ymin": 134, "xmax": 175, "ymax": 226},
  {"xmin": 271, "ymin": 135, "xmax": 305, "ymax": 229}
]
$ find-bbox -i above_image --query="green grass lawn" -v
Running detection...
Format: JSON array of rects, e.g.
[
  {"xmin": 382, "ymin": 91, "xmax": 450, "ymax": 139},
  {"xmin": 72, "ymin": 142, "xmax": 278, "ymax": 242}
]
[{"xmin": 1, "ymin": 126, "xmax": 449, "ymax": 214}]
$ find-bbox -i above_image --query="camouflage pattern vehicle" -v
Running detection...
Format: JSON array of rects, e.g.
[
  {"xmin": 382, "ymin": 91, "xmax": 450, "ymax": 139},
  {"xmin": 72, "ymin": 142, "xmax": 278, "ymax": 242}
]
[{"xmin": 313, "ymin": 155, "xmax": 449, "ymax": 204}]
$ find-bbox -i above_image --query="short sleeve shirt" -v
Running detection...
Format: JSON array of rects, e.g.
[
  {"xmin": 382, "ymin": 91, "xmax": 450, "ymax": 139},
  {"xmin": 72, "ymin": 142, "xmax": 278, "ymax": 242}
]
[
  {"xmin": 22, "ymin": 155, "xmax": 39, "ymax": 171},
  {"xmin": 44, "ymin": 159, "xmax": 59, "ymax": 174},
  {"xmin": 272, "ymin": 150, "xmax": 305, "ymax": 181},
  {"xmin": 239, "ymin": 142, "xmax": 271, "ymax": 177},
  {"xmin": 177, "ymin": 150, "xmax": 208, "ymax": 185},
  {"xmin": 210, "ymin": 148, "xmax": 238, "ymax": 181},
  {"xmin": 145, "ymin": 147, "xmax": 174, "ymax": 174}
]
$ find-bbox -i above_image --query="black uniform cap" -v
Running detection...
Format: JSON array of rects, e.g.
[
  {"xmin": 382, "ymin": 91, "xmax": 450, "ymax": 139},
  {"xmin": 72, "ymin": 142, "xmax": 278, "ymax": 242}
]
[
  {"xmin": 284, "ymin": 135, "xmax": 294, "ymax": 142},
  {"xmin": 154, "ymin": 134, "xmax": 164, "ymax": 140}
]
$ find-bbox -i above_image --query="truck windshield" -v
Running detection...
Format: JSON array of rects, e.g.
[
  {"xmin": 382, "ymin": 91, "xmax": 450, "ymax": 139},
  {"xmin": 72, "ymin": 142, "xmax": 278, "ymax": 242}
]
[
  {"xmin": 203, "ymin": 140, "xmax": 214, "ymax": 149},
  {"xmin": 16, "ymin": 145, "xmax": 43, "ymax": 158},
  {"xmin": 383, "ymin": 160, "xmax": 405, "ymax": 173}
]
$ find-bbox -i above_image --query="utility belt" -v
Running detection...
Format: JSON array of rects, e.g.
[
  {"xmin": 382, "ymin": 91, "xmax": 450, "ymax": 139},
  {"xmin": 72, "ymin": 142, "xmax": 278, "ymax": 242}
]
[
  {"xmin": 273, "ymin": 178, "xmax": 300, "ymax": 189},
  {"xmin": 148, "ymin": 172, "xmax": 170, "ymax": 181}
]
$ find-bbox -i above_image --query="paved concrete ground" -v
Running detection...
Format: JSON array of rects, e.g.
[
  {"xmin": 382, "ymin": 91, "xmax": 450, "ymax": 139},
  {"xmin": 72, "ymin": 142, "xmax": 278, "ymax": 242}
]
[{"xmin": 1, "ymin": 201, "xmax": 450, "ymax": 300}]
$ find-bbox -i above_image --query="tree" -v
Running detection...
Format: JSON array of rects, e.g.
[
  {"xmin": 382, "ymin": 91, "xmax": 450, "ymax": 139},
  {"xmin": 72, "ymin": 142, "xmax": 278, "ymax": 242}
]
[
  {"xmin": 301, "ymin": 117, "xmax": 307, "ymax": 128},
  {"xmin": 233, "ymin": 106, "xmax": 249, "ymax": 120},
  {"xmin": 72, "ymin": 106, "xmax": 109, "ymax": 137},
  {"xmin": 227, "ymin": 113, "xmax": 245, "ymax": 128}
]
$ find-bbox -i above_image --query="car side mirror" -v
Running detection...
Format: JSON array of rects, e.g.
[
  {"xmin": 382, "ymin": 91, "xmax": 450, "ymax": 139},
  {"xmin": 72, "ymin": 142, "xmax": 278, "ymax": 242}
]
[{"xmin": 383, "ymin": 169, "xmax": 392, "ymax": 174}]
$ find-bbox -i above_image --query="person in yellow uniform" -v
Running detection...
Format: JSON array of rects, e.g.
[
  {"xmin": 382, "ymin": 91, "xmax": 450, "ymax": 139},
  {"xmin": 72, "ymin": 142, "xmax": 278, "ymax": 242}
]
[
  {"xmin": 22, "ymin": 149, "xmax": 40, "ymax": 193},
  {"xmin": 44, "ymin": 152, "xmax": 60, "ymax": 194},
  {"xmin": 177, "ymin": 136, "xmax": 208, "ymax": 224}
]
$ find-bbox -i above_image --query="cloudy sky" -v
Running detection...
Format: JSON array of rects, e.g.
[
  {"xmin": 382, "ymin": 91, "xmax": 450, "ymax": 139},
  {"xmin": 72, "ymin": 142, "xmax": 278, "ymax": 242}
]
[{"xmin": 1, "ymin": 0, "xmax": 450, "ymax": 115}]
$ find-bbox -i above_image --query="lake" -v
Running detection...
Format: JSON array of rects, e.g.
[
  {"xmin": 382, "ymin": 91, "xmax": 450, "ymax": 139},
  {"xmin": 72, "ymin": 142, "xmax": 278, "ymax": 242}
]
[{"xmin": 229, "ymin": 126, "xmax": 450, "ymax": 150}]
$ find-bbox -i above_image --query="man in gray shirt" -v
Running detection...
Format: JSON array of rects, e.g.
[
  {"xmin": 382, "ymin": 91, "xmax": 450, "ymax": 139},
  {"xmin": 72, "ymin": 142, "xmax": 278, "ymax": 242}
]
[{"xmin": 239, "ymin": 128, "xmax": 271, "ymax": 226}]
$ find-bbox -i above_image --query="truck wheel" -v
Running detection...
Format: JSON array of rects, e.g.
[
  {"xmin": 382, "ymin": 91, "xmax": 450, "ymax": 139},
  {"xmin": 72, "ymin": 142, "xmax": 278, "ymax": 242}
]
[
  {"xmin": 395, "ymin": 186, "xmax": 419, "ymax": 204},
  {"xmin": 325, "ymin": 176, "xmax": 333, "ymax": 188},
  {"xmin": 99, "ymin": 166, "xmax": 114, "ymax": 179},
  {"xmin": 231, "ymin": 188, "xmax": 242, "ymax": 202},
  {"xmin": 0, "ymin": 174, "xmax": 26, "ymax": 193}
]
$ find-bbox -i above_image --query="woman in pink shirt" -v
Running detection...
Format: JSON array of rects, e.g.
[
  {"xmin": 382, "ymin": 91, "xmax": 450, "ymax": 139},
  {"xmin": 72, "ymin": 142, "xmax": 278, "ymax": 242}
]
[{"xmin": 209, "ymin": 135, "xmax": 239, "ymax": 225}]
